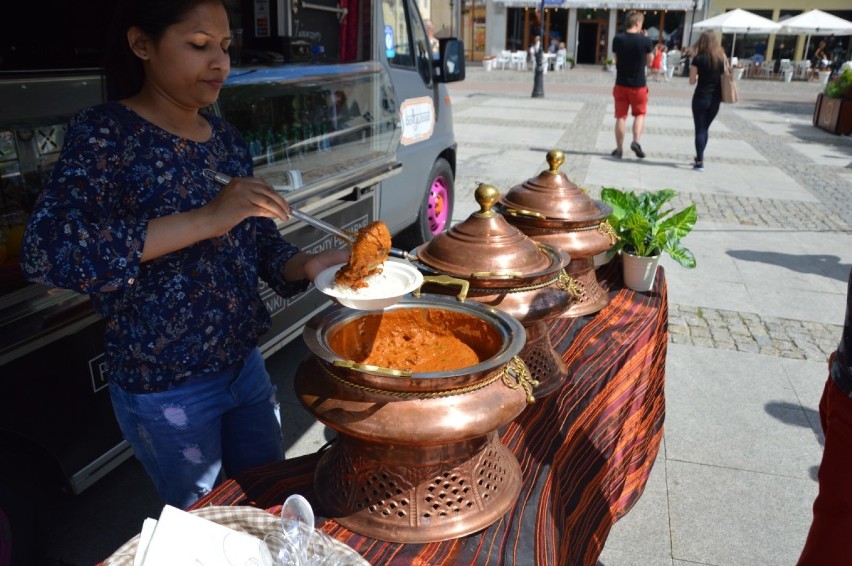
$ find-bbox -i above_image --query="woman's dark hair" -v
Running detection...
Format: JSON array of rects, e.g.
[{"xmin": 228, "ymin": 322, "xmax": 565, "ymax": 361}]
[{"xmin": 104, "ymin": 0, "xmax": 230, "ymax": 100}]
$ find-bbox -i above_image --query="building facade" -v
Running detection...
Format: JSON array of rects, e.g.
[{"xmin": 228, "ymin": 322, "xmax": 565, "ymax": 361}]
[
  {"xmin": 477, "ymin": 0, "xmax": 705, "ymax": 63},
  {"xmin": 468, "ymin": 0, "xmax": 851, "ymax": 65}
]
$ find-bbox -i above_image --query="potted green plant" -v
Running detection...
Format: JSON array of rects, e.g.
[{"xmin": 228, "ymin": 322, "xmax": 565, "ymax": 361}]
[
  {"xmin": 600, "ymin": 187, "xmax": 697, "ymax": 292},
  {"xmin": 604, "ymin": 58, "xmax": 614, "ymax": 72},
  {"xmin": 566, "ymin": 56, "xmax": 576, "ymax": 69},
  {"xmin": 814, "ymin": 68, "xmax": 852, "ymax": 135}
]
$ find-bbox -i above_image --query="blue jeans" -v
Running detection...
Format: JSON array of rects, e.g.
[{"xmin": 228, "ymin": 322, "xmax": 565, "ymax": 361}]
[
  {"xmin": 109, "ymin": 348, "xmax": 283, "ymax": 508},
  {"xmin": 692, "ymin": 94, "xmax": 721, "ymax": 162}
]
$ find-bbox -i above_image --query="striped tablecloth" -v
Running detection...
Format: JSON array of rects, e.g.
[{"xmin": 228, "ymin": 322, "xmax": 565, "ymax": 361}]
[{"xmin": 192, "ymin": 260, "xmax": 668, "ymax": 565}]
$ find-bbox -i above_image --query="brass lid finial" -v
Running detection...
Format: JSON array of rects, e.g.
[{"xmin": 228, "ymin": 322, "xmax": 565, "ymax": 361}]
[
  {"xmin": 475, "ymin": 183, "xmax": 500, "ymax": 216},
  {"xmin": 546, "ymin": 150, "xmax": 565, "ymax": 173}
]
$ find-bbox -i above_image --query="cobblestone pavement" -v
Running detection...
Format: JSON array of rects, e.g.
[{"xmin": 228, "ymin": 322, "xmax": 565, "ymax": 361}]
[
  {"xmin": 453, "ymin": 66, "xmax": 850, "ymax": 362},
  {"xmin": 669, "ymin": 304, "xmax": 840, "ymax": 362},
  {"xmin": 670, "ymin": 192, "xmax": 850, "ymax": 232}
]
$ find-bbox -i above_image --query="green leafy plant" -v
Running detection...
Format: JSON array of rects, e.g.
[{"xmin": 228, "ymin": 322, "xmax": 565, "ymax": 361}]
[
  {"xmin": 600, "ymin": 187, "xmax": 698, "ymax": 268},
  {"xmin": 824, "ymin": 68, "xmax": 852, "ymax": 100},
  {"xmin": 566, "ymin": 56, "xmax": 576, "ymax": 68}
]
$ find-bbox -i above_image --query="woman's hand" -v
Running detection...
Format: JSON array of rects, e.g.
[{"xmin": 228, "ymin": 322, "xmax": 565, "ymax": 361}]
[
  {"xmin": 283, "ymin": 249, "xmax": 350, "ymax": 283},
  {"xmin": 202, "ymin": 176, "xmax": 292, "ymax": 237}
]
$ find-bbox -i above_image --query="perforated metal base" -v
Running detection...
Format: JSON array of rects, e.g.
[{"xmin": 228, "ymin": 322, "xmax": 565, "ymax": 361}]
[
  {"xmin": 520, "ymin": 321, "xmax": 569, "ymax": 398},
  {"xmin": 559, "ymin": 257, "xmax": 609, "ymax": 317},
  {"xmin": 314, "ymin": 431, "xmax": 522, "ymax": 543}
]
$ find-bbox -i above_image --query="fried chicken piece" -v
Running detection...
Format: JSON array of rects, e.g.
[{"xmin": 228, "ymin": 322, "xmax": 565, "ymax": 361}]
[{"xmin": 334, "ymin": 221, "xmax": 392, "ymax": 290}]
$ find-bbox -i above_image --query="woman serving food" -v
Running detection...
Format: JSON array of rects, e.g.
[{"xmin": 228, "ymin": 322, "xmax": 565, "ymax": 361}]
[{"xmin": 20, "ymin": 0, "xmax": 347, "ymax": 509}]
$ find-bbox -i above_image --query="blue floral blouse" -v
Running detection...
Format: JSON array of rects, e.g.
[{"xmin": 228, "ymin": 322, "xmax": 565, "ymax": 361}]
[{"xmin": 21, "ymin": 102, "xmax": 306, "ymax": 393}]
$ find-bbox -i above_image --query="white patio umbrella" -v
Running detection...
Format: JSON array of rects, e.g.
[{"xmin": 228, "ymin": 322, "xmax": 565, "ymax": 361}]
[
  {"xmin": 779, "ymin": 9, "xmax": 852, "ymax": 62},
  {"xmin": 692, "ymin": 8, "xmax": 781, "ymax": 58},
  {"xmin": 645, "ymin": 27, "xmax": 672, "ymax": 42}
]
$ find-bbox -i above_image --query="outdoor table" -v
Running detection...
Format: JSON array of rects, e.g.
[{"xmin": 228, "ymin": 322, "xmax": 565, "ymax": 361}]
[{"xmin": 116, "ymin": 259, "xmax": 668, "ymax": 565}]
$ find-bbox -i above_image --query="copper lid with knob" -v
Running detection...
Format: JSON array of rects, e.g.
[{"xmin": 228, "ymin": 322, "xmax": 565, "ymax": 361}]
[
  {"xmin": 498, "ymin": 149, "xmax": 615, "ymax": 317},
  {"xmin": 413, "ymin": 183, "xmax": 558, "ymax": 285},
  {"xmin": 498, "ymin": 149, "xmax": 613, "ymax": 234}
]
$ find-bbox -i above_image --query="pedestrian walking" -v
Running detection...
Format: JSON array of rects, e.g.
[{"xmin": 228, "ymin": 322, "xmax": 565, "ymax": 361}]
[
  {"xmin": 688, "ymin": 30, "xmax": 725, "ymax": 172},
  {"xmin": 798, "ymin": 267, "xmax": 852, "ymax": 565},
  {"xmin": 610, "ymin": 10, "xmax": 653, "ymax": 159},
  {"xmin": 651, "ymin": 42, "xmax": 664, "ymax": 81}
]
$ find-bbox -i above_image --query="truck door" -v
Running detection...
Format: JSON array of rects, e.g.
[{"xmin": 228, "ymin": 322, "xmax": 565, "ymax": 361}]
[{"xmin": 380, "ymin": 0, "xmax": 456, "ymax": 246}]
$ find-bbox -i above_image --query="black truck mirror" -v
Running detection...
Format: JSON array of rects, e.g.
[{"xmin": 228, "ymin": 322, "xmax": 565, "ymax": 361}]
[{"xmin": 435, "ymin": 39, "xmax": 465, "ymax": 83}]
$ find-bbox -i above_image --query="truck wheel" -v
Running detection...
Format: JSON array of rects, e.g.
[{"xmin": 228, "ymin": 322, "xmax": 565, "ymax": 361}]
[
  {"xmin": 398, "ymin": 158, "xmax": 454, "ymax": 249},
  {"xmin": 0, "ymin": 472, "xmax": 39, "ymax": 566}
]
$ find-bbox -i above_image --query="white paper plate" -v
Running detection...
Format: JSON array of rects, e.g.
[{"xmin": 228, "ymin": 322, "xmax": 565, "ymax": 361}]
[{"xmin": 314, "ymin": 259, "xmax": 423, "ymax": 310}]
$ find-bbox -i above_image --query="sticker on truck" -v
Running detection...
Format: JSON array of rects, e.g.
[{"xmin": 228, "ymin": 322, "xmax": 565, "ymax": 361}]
[
  {"xmin": 399, "ymin": 97, "xmax": 435, "ymax": 146},
  {"xmin": 384, "ymin": 26, "xmax": 395, "ymax": 59},
  {"xmin": 89, "ymin": 353, "xmax": 109, "ymax": 393}
]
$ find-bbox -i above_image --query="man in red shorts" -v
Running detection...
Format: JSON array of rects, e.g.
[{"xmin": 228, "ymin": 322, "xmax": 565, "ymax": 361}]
[{"xmin": 611, "ymin": 10, "xmax": 653, "ymax": 159}]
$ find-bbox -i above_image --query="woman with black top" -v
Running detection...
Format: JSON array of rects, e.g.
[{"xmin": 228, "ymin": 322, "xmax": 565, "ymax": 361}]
[{"xmin": 688, "ymin": 30, "xmax": 725, "ymax": 172}]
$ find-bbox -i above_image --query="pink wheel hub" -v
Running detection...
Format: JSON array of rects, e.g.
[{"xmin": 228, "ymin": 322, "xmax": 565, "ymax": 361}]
[{"xmin": 427, "ymin": 177, "xmax": 450, "ymax": 235}]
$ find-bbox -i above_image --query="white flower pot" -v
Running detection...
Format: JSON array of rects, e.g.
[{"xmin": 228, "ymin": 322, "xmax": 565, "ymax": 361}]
[
  {"xmin": 732, "ymin": 67, "xmax": 745, "ymax": 81},
  {"xmin": 622, "ymin": 251, "xmax": 660, "ymax": 292},
  {"xmin": 819, "ymin": 70, "xmax": 832, "ymax": 86}
]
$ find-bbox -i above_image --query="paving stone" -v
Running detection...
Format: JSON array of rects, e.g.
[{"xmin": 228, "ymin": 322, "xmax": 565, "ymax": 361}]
[
  {"xmin": 684, "ymin": 314, "xmax": 708, "ymax": 327},
  {"xmin": 735, "ymin": 341, "xmax": 760, "ymax": 354},
  {"xmin": 690, "ymin": 326, "xmax": 711, "ymax": 339}
]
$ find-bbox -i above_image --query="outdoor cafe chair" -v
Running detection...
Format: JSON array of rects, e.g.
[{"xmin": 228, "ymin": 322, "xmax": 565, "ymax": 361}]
[
  {"xmin": 795, "ymin": 60, "xmax": 812, "ymax": 80},
  {"xmin": 779, "ymin": 59, "xmax": 793, "ymax": 81},
  {"xmin": 510, "ymin": 51, "xmax": 527, "ymax": 71},
  {"xmin": 496, "ymin": 50, "xmax": 511, "ymax": 70},
  {"xmin": 667, "ymin": 51, "xmax": 681, "ymax": 78}
]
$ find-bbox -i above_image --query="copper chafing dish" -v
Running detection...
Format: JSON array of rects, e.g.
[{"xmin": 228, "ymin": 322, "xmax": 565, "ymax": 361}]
[
  {"xmin": 296, "ymin": 295, "xmax": 536, "ymax": 543},
  {"xmin": 409, "ymin": 183, "xmax": 579, "ymax": 398},
  {"xmin": 498, "ymin": 150, "xmax": 617, "ymax": 317}
]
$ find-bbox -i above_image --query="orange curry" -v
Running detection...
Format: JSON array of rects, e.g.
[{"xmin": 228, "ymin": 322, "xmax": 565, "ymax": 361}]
[{"xmin": 329, "ymin": 309, "xmax": 489, "ymax": 372}]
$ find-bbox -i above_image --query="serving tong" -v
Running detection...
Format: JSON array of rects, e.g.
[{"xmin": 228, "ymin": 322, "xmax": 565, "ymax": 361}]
[{"xmin": 203, "ymin": 169, "xmax": 410, "ymax": 259}]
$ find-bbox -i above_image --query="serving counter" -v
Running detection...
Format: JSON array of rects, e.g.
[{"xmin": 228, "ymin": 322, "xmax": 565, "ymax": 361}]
[{"xmin": 164, "ymin": 258, "xmax": 668, "ymax": 566}]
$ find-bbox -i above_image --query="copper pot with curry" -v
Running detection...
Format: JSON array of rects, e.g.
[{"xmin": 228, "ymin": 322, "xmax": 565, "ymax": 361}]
[{"xmin": 296, "ymin": 296, "xmax": 536, "ymax": 543}]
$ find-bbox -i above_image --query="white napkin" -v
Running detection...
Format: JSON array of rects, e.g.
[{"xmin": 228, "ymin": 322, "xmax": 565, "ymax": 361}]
[
  {"xmin": 137, "ymin": 505, "xmax": 262, "ymax": 566},
  {"xmin": 132, "ymin": 518, "xmax": 158, "ymax": 566}
]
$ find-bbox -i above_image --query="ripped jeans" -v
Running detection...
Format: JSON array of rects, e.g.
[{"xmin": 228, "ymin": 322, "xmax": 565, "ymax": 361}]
[{"xmin": 109, "ymin": 348, "xmax": 283, "ymax": 509}]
